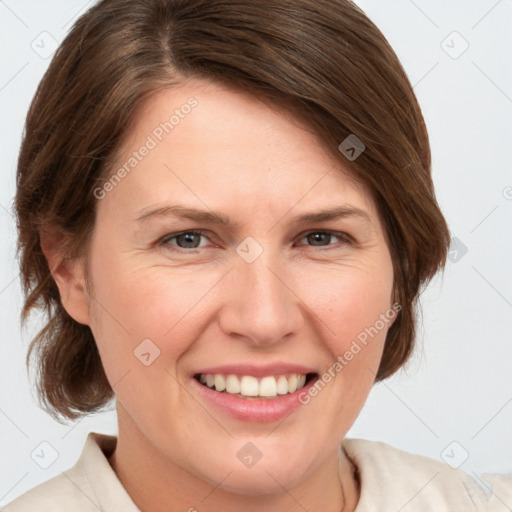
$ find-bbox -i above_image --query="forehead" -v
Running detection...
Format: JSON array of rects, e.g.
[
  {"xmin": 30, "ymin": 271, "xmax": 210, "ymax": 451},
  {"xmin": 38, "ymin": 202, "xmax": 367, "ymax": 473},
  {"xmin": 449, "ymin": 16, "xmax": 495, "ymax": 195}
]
[{"xmin": 99, "ymin": 78, "xmax": 379, "ymax": 225}]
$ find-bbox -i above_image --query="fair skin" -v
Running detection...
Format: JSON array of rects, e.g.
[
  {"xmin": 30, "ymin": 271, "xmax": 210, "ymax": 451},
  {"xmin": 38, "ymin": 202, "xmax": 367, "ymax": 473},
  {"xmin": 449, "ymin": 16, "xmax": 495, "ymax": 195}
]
[{"xmin": 45, "ymin": 78, "xmax": 395, "ymax": 512}]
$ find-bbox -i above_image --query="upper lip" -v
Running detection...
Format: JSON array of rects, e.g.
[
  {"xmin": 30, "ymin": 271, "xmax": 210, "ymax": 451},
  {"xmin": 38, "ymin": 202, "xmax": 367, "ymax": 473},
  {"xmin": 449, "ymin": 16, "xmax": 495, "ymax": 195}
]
[{"xmin": 193, "ymin": 363, "xmax": 318, "ymax": 378}]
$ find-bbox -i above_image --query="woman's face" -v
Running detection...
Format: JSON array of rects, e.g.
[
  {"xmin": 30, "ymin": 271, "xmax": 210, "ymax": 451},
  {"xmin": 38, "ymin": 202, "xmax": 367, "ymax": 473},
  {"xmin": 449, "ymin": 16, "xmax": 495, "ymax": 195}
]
[{"xmin": 72, "ymin": 78, "xmax": 395, "ymax": 493}]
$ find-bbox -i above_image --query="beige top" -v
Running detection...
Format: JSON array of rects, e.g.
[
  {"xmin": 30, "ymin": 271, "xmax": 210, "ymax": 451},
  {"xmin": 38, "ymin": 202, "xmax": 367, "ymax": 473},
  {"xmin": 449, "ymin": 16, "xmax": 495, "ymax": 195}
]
[{"xmin": 2, "ymin": 432, "xmax": 511, "ymax": 511}]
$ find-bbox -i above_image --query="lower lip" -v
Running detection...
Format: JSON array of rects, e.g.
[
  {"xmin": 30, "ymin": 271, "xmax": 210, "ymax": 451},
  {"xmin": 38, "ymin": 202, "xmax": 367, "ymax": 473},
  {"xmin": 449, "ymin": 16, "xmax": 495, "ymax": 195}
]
[{"xmin": 191, "ymin": 376, "xmax": 318, "ymax": 423}]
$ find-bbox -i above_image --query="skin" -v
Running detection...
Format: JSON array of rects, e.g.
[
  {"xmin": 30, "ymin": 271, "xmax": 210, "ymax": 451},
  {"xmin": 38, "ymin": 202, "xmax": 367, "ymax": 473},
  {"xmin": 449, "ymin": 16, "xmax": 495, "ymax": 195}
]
[{"xmin": 45, "ymin": 77, "xmax": 396, "ymax": 512}]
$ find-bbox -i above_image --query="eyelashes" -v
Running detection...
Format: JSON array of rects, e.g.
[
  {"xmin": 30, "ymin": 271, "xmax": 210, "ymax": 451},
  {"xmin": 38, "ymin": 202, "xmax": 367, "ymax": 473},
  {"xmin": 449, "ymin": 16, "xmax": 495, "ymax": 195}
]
[
  {"xmin": 157, "ymin": 229, "xmax": 354, "ymax": 253},
  {"xmin": 158, "ymin": 230, "xmax": 211, "ymax": 251}
]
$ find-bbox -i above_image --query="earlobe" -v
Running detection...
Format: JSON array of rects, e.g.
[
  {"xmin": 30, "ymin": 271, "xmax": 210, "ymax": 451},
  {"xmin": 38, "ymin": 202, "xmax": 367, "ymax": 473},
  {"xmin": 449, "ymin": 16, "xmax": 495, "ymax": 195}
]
[{"xmin": 40, "ymin": 227, "xmax": 91, "ymax": 326}]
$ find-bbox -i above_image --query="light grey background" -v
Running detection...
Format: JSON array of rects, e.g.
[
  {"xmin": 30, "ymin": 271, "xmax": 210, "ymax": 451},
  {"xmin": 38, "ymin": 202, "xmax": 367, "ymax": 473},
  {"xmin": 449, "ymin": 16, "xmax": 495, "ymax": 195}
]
[{"xmin": 1, "ymin": 0, "xmax": 511, "ymax": 505}]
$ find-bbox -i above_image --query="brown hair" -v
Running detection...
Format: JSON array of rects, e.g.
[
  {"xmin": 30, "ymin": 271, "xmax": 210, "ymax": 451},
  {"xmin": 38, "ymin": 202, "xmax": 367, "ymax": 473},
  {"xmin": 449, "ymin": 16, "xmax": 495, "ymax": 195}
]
[{"xmin": 15, "ymin": 0, "xmax": 450, "ymax": 422}]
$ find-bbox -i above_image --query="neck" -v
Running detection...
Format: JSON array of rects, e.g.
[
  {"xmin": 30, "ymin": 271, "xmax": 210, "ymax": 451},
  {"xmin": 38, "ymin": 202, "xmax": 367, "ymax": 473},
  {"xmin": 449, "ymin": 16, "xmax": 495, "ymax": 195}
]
[{"xmin": 108, "ymin": 409, "xmax": 360, "ymax": 512}]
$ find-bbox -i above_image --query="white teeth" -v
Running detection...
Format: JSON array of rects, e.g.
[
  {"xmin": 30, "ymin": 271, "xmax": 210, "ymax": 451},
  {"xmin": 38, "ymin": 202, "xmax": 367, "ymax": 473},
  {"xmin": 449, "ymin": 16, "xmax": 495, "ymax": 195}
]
[
  {"xmin": 199, "ymin": 373, "xmax": 310, "ymax": 397},
  {"xmin": 214, "ymin": 374, "xmax": 226, "ymax": 392},
  {"xmin": 240, "ymin": 376, "xmax": 259, "ymax": 396},
  {"xmin": 288, "ymin": 374, "xmax": 298, "ymax": 393},
  {"xmin": 225, "ymin": 374, "xmax": 241, "ymax": 394},
  {"xmin": 259, "ymin": 376, "xmax": 277, "ymax": 397},
  {"xmin": 276, "ymin": 375, "xmax": 289, "ymax": 395}
]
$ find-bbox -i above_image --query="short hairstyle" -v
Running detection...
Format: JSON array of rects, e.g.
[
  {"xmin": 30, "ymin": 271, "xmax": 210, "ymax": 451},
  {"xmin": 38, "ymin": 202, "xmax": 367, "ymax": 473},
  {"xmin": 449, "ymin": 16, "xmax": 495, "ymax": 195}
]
[{"xmin": 15, "ymin": 0, "xmax": 450, "ymax": 422}]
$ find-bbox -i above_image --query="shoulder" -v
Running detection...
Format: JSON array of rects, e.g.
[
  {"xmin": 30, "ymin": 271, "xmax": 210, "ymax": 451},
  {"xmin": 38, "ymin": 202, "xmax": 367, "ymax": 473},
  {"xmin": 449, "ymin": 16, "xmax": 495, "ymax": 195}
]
[
  {"xmin": 1, "ymin": 463, "xmax": 98, "ymax": 512},
  {"xmin": 1, "ymin": 432, "xmax": 137, "ymax": 512},
  {"xmin": 342, "ymin": 438, "xmax": 512, "ymax": 512}
]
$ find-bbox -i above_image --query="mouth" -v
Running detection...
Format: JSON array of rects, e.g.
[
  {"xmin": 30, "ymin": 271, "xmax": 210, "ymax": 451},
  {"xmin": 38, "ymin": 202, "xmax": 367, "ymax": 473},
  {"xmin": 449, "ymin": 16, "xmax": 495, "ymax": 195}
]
[{"xmin": 193, "ymin": 372, "xmax": 318, "ymax": 399}]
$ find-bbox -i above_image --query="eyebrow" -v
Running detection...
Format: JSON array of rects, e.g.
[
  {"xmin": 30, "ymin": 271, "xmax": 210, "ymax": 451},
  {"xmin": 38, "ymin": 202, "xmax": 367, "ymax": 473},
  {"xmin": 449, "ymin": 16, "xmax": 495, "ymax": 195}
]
[{"xmin": 134, "ymin": 204, "xmax": 371, "ymax": 229}]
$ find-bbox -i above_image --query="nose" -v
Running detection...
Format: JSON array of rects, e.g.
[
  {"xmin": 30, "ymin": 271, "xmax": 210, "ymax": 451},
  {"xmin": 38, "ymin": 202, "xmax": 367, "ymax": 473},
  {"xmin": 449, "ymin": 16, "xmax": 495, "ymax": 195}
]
[{"xmin": 217, "ymin": 246, "xmax": 304, "ymax": 347}]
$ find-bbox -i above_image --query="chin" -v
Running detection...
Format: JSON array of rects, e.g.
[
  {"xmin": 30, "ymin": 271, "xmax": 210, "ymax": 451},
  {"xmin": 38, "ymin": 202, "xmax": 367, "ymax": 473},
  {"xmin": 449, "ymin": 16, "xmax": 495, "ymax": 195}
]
[
  {"xmin": 206, "ymin": 466, "xmax": 302, "ymax": 497},
  {"xmin": 192, "ymin": 445, "xmax": 313, "ymax": 497}
]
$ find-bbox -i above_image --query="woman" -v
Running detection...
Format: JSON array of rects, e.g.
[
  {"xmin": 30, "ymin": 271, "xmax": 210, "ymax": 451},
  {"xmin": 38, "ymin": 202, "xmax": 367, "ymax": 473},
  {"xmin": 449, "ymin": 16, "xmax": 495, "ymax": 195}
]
[{"xmin": 4, "ymin": 0, "xmax": 510, "ymax": 510}]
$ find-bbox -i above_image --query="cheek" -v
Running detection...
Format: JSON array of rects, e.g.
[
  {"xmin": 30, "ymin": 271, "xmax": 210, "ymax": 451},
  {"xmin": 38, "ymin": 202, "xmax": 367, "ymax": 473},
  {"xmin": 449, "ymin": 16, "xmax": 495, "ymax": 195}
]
[
  {"xmin": 85, "ymin": 264, "xmax": 210, "ymax": 425},
  {"xmin": 89, "ymin": 265, "xmax": 207, "ymax": 353},
  {"xmin": 298, "ymin": 289, "xmax": 393, "ymax": 442},
  {"xmin": 305, "ymin": 257, "xmax": 395, "ymax": 411},
  {"xmin": 85, "ymin": 251, "xmax": 231, "ymax": 404},
  {"xmin": 310, "ymin": 261, "xmax": 394, "ymax": 352}
]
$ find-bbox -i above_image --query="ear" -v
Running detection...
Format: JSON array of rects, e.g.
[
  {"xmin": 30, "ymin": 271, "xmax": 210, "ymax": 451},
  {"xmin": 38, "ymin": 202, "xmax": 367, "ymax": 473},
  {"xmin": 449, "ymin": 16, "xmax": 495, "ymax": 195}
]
[{"xmin": 40, "ymin": 227, "xmax": 91, "ymax": 326}]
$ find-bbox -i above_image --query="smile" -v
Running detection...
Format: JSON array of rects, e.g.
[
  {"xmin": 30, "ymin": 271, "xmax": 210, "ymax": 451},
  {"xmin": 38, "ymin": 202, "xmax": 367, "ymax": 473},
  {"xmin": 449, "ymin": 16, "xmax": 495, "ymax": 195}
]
[{"xmin": 195, "ymin": 373, "xmax": 315, "ymax": 398}]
